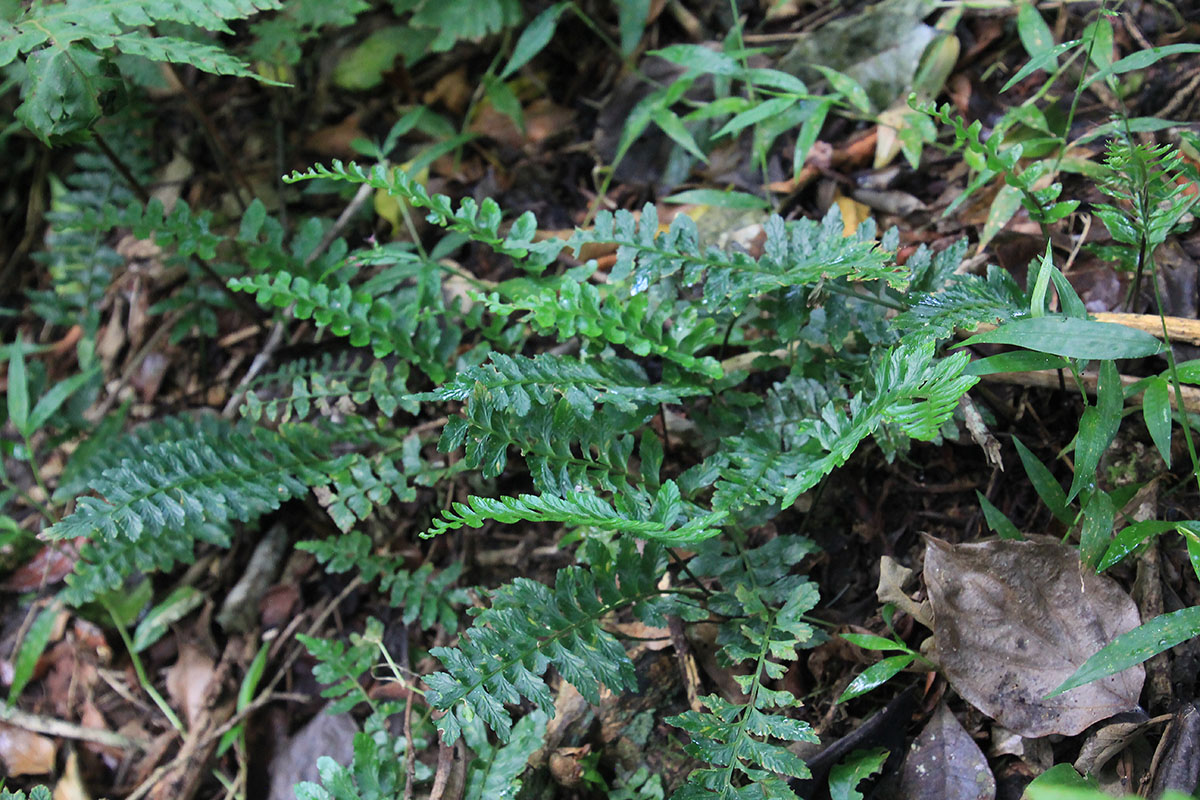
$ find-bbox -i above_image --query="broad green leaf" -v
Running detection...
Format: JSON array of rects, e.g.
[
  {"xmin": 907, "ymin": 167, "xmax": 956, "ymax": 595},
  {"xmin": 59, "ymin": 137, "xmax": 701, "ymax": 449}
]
[
  {"xmin": 614, "ymin": 0, "xmax": 650, "ymax": 56},
  {"xmin": 965, "ymin": 351, "xmax": 1069, "ymax": 376},
  {"xmin": 1083, "ymin": 16, "xmax": 1114, "ymax": 71},
  {"xmin": 1013, "ymin": 436, "xmax": 1072, "ymax": 524},
  {"xmin": 1049, "ymin": 605, "xmax": 1200, "ymax": 697},
  {"xmin": 810, "ymin": 65, "xmax": 871, "ymax": 113},
  {"xmin": 28, "ymin": 368, "xmax": 97, "ymax": 432},
  {"xmin": 976, "ymin": 491, "xmax": 1023, "ymax": 540},
  {"xmin": 132, "ymin": 586, "xmax": 205, "ymax": 652},
  {"xmin": 650, "ymin": 106, "xmax": 708, "ymax": 163},
  {"xmin": 651, "ymin": 44, "xmax": 740, "ymax": 76},
  {"xmin": 838, "ymin": 654, "xmax": 914, "ymax": 702},
  {"xmin": 1098, "ymin": 520, "xmax": 1178, "ymax": 570},
  {"xmin": 829, "ymin": 747, "xmax": 889, "ymax": 800},
  {"xmin": 7, "ymin": 602, "xmax": 60, "ymax": 705},
  {"xmin": 7, "ymin": 335, "xmax": 29, "ymax": 435},
  {"xmin": 500, "ymin": 3, "xmax": 566, "ymax": 80},
  {"xmin": 1068, "ymin": 360, "xmax": 1122, "ymax": 502},
  {"xmin": 958, "ymin": 316, "xmax": 1165, "ymax": 360},
  {"xmin": 664, "ymin": 188, "xmax": 771, "ymax": 210},
  {"xmin": 1079, "ymin": 488, "xmax": 1114, "ymax": 569},
  {"xmin": 1017, "ymin": 1, "xmax": 1056, "ymax": 60},
  {"xmin": 1142, "ymin": 376, "xmax": 1172, "ymax": 466}
]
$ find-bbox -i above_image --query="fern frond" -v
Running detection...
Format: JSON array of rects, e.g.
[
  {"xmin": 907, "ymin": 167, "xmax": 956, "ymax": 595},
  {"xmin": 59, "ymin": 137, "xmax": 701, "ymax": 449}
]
[
  {"xmin": 411, "ymin": 0, "xmax": 522, "ymax": 52},
  {"xmin": 780, "ymin": 342, "xmax": 977, "ymax": 505},
  {"xmin": 668, "ymin": 535, "xmax": 820, "ymax": 797},
  {"xmin": 298, "ymin": 617, "xmax": 384, "ymax": 714},
  {"xmin": 894, "ymin": 266, "xmax": 1027, "ymax": 344},
  {"xmin": 425, "ymin": 482, "xmax": 724, "ymax": 544},
  {"xmin": 46, "ymin": 414, "xmax": 347, "ymax": 602},
  {"xmin": 428, "ymin": 352, "xmax": 708, "ymax": 413},
  {"xmin": 425, "ymin": 537, "xmax": 673, "ymax": 743},
  {"xmin": 242, "ymin": 353, "xmax": 412, "ymax": 423},
  {"xmin": 229, "ymin": 271, "xmax": 410, "ymax": 358},
  {"xmin": 484, "ymin": 276, "xmax": 723, "ymax": 378},
  {"xmin": 283, "ymin": 161, "xmax": 564, "ymax": 273},
  {"xmin": 461, "ymin": 709, "xmax": 547, "ymax": 800},
  {"xmin": 301, "ymin": 532, "xmax": 470, "ymax": 632},
  {"xmin": 568, "ymin": 205, "xmax": 906, "ymax": 311}
]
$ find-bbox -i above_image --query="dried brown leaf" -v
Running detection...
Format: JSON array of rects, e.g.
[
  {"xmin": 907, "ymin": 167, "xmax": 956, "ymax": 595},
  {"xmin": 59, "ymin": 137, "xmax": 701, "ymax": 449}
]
[
  {"xmin": 0, "ymin": 721, "xmax": 57, "ymax": 775},
  {"xmin": 924, "ymin": 536, "xmax": 1144, "ymax": 737},
  {"xmin": 900, "ymin": 703, "xmax": 995, "ymax": 800}
]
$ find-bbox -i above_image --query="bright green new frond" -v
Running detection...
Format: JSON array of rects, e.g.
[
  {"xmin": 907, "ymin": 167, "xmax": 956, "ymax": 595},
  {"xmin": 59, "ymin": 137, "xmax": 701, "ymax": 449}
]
[
  {"xmin": 46, "ymin": 414, "xmax": 347, "ymax": 603},
  {"xmin": 781, "ymin": 342, "xmax": 977, "ymax": 505},
  {"xmin": 425, "ymin": 537, "xmax": 668, "ymax": 743},
  {"xmin": 298, "ymin": 617, "xmax": 383, "ymax": 714},
  {"xmin": 283, "ymin": 161, "xmax": 564, "ymax": 273},
  {"xmin": 294, "ymin": 733, "xmax": 410, "ymax": 800}
]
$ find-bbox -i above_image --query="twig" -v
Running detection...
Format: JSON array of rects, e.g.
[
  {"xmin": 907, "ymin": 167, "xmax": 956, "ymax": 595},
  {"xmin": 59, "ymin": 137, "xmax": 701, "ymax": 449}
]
[{"xmin": 0, "ymin": 702, "xmax": 149, "ymax": 750}]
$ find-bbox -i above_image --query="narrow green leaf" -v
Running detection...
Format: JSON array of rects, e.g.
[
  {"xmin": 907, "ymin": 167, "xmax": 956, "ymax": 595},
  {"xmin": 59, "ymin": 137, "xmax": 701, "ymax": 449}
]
[
  {"xmin": 1142, "ymin": 376, "xmax": 1172, "ymax": 466},
  {"xmin": 1049, "ymin": 606, "xmax": 1200, "ymax": 697},
  {"xmin": 1068, "ymin": 360, "xmax": 1123, "ymax": 502},
  {"xmin": 794, "ymin": 96, "xmax": 833, "ymax": 178},
  {"xmin": 664, "ymin": 188, "xmax": 771, "ymax": 210},
  {"xmin": 615, "ymin": 0, "xmax": 650, "ymax": 56},
  {"xmin": 8, "ymin": 602, "xmax": 60, "ymax": 705},
  {"xmin": 1098, "ymin": 520, "xmax": 1178, "ymax": 570},
  {"xmin": 838, "ymin": 654, "xmax": 914, "ymax": 703},
  {"xmin": 1083, "ymin": 44, "xmax": 1200, "ymax": 91},
  {"xmin": 713, "ymin": 96, "xmax": 797, "ymax": 140},
  {"xmin": 979, "ymin": 185, "xmax": 1023, "ymax": 254},
  {"xmin": 976, "ymin": 491, "xmax": 1023, "ymax": 540},
  {"xmin": 1028, "ymin": 241, "xmax": 1054, "ymax": 317},
  {"xmin": 1013, "ymin": 437, "xmax": 1072, "ymax": 524},
  {"xmin": 500, "ymin": 3, "xmax": 567, "ymax": 79},
  {"xmin": 1083, "ymin": 17, "xmax": 1114, "ymax": 71},
  {"xmin": 1049, "ymin": 266, "xmax": 1088, "ymax": 319},
  {"xmin": 132, "ymin": 586, "xmax": 205, "ymax": 652},
  {"xmin": 28, "ymin": 369, "xmax": 96, "ymax": 432},
  {"xmin": 966, "ymin": 351, "xmax": 1069, "ymax": 376},
  {"xmin": 1002, "ymin": 40, "xmax": 1080, "ymax": 92},
  {"xmin": 1079, "ymin": 488, "xmax": 1114, "ymax": 569},
  {"xmin": 958, "ymin": 317, "xmax": 1165, "ymax": 360},
  {"xmin": 841, "ymin": 633, "xmax": 910, "ymax": 652},
  {"xmin": 7, "ymin": 336, "xmax": 29, "ymax": 436},
  {"xmin": 810, "ymin": 65, "xmax": 871, "ymax": 113},
  {"xmin": 1017, "ymin": 0, "xmax": 1056, "ymax": 59},
  {"xmin": 650, "ymin": 106, "xmax": 708, "ymax": 163},
  {"xmin": 1179, "ymin": 522, "xmax": 1200, "ymax": 585},
  {"xmin": 218, "ymin": 639, "xmax": 271, "ymax": 755}
]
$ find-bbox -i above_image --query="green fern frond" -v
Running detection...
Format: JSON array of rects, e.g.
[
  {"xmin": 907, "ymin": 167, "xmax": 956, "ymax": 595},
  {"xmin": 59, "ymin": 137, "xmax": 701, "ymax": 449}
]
[
  {"xmin": 425, "ymin": 537, "xmax": 675, "ymax": 743},
  {"xmin": 425, "ymin": 482, "xmax": 724, "ymax": 544},
  {"xmin": 484, "ymin": 276, "xmax": 723, "ymax": 378},
  {"xmin": 411, "ymin": 0, "xmax": 522, "ymax": 52},
  {"xmin": 780, "ymin": 342, "xmax": 977, "ymax": 505},
  {"xmin": 668, "ymin": 535, "xmax": 820, "ymax": 797},
  {"xmin": 894, "ymin": 266, "xmax": 1027, "ymax": 343},
  {"xmin": 2, "ymin": 0, "xmax": 285, "ymax": 141},
  {"xmin": 46, "ymin": 414, "xmax": 348, "ymax": 602},
  {"xmin": 569, "ymin": 205, "xmax": 906, "ymax": 311},
  {"xmin": 298, "ymin": 617, "xmax": 384, "ymax": 714},
  {"xmin": 283, "ymin": 161, "xmax": 565, "ymax": 273},
  {"xmin": 229, "ymin": 271, "xmax": 411, "ymax": 358},
  {"xmin": 427, "ymin": 352, "xmax": 708, "ymax": 413},
  {"xmin": 242, "ymin": 352, "xmax": 412, "ymax": 422}
]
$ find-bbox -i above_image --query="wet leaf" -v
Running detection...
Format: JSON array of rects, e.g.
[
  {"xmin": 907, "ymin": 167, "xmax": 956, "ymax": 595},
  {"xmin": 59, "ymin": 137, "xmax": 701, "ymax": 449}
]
[
  {"xmin": 899, "ymin": 703, "xmax": 995, "ymax": 800},
  {"xmin": 924, "ymin": 536, "xmax": 1144, "ymax": 737}
]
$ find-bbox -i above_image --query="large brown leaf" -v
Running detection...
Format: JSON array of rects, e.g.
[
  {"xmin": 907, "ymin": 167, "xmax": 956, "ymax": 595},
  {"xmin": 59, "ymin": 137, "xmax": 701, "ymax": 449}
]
[{"xmin": 924, "ymin": 536, "xmax": 1144, "ymax": 737}]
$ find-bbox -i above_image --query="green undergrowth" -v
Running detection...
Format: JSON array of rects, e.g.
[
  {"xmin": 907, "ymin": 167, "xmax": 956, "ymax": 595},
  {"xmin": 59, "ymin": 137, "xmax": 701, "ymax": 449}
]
[{"xmin": 3, "ymin": 1, "xmax": 1200, "ymax": 798}]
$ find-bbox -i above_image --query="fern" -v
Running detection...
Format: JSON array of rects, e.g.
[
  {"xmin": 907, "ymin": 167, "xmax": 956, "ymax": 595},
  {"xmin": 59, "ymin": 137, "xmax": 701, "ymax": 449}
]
[
  {"xmin": 667, "ymin": 535, "xmax": 820, "ymax": 798},
  {"xmin": 300, "ymin": 530, "xmax": 470, "ymax": 631},
  {"xmin": 894, "ymin": 266, "xmax": 1027, "ymax": 344},
  {"xmin": 1, "ymin": 0, "xmax": 285, "ymax": 142},
  {"xmin": 45, "ymin": 414, "xmax": 349, "ymax": 603},
  {"xmin": 283, "ymin": 161, "xmax": 565, "ymax": 273},
  {"xmin": 241, "ymin": 352, "xmax": 413, "ymax": 423},
  {"xmin": 425, "ymin": 537, "xmax": 701, "ymax": 743}
]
